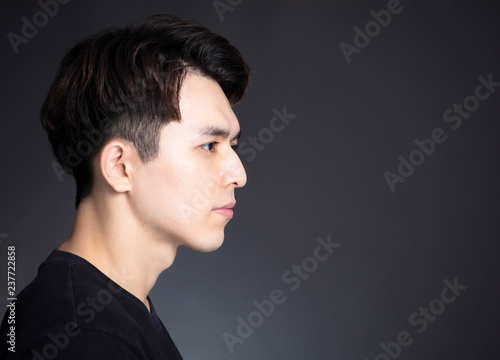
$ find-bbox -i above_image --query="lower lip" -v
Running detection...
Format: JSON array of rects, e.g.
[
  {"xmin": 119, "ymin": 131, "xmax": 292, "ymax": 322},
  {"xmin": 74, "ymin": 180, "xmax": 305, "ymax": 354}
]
[{"xmin": 212, "ymin": 208, "xmax": 233, "ymax": 219}]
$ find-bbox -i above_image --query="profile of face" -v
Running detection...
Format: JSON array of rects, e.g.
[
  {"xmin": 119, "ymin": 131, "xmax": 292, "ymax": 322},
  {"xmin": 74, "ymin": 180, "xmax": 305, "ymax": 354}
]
[{"xmin": 128, "ymin": 73, "xmax": 247, "ymax": 252}]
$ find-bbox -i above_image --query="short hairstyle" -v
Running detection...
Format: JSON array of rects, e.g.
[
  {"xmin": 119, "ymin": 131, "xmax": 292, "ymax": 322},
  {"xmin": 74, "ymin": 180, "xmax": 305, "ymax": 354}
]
[{"xmin": 41, "ymin": 14, "xmax": 250, "ymax": 207}]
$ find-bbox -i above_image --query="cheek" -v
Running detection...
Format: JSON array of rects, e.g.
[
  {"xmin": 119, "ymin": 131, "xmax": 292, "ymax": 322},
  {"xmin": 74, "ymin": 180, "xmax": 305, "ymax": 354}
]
[
  {"xmin": 174, "ymin": 162, "xmax": 222, "ymax": 220},
  {"xmin": 133, "ymin": 154, "xmax": 220, "ymax": 227},
  {"xmin": 129, "ymin": 158, "xmax": 179, "ymax": 223}
]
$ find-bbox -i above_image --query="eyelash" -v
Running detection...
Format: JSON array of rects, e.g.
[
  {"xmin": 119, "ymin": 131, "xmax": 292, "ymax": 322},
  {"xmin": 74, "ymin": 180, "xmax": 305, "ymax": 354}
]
[{"xmin": 201, "ymin": 142, "xmax": 239, "ymax": 152}]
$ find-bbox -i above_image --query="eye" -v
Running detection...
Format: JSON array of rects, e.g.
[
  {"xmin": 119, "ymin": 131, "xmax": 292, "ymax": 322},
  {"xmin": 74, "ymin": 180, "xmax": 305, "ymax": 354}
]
[
  {"xmin": 231, "ymin": 143, "xmax": 239, "ymax": 151},
  {"xmin": 201, "ymin": 142, "xmax": 216, "ymax": 152}
]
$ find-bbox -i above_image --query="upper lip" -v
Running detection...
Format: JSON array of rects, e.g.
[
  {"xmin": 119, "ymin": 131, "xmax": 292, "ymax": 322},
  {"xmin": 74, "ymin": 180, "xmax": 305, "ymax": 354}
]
[{"xmin": 213, "ymin": 201, "xmax": 236, "ymax": 210}]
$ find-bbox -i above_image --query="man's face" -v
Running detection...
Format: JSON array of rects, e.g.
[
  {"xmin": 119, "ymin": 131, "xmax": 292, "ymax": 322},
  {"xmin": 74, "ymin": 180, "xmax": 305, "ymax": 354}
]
[{"xmin": 129, "ymin": 73, "xmax": 247, "ymax": 252}]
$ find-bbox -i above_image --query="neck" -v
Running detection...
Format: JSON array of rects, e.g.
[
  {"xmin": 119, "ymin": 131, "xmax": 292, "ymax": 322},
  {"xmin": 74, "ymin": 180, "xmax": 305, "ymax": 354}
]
[{"xmin": 59, "ymin": 195, "xmax": 178, "ymax": 312}]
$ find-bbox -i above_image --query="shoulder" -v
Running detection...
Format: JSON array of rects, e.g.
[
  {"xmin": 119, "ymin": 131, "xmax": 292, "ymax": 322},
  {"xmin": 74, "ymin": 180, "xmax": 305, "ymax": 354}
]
[
  {"xmin": 5, "ymin": 329, "xmax": 141, "ymax": 360},
  {"xmin": 2, "ymin": 255, "xmax": 151, "ymax": 359}
]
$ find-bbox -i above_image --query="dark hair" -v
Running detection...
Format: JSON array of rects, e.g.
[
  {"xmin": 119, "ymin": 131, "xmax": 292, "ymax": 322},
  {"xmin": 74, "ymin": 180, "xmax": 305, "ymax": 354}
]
[{"xmin": 41, "ymin": 14, "xmax": 250, "ymax": 207}]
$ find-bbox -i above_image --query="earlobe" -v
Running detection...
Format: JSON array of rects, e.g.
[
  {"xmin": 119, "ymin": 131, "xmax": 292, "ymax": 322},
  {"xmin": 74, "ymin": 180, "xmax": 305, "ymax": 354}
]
[{"xmin": 99, "ymin": 141, "xmax": 134, "ymax": 193}]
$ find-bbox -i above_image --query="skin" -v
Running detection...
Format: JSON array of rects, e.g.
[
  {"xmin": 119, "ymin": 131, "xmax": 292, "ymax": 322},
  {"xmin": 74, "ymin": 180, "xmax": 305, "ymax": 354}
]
[{"xmin": 59, "ymin": 73, "xmax": 247, "ymax": 312}]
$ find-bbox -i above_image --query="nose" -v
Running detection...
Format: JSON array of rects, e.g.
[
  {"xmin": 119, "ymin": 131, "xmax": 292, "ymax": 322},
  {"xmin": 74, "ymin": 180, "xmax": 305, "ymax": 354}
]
[{"xmin": 220, "ymin": 150, "xmax": 247, "ymax": 188}]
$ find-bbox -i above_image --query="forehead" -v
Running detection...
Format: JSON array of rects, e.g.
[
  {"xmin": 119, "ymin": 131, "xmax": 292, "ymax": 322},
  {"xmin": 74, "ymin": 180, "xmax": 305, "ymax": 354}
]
[{"xmin": 176, "ymin": 73, "xmax": 240, "ymax": 135}]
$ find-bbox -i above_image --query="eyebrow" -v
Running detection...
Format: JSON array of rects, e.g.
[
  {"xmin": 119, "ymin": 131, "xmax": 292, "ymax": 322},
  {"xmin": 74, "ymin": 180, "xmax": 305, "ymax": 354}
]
[{"xmin": 199, "ymin": 125, "xmax": 241, "ymax": 141}]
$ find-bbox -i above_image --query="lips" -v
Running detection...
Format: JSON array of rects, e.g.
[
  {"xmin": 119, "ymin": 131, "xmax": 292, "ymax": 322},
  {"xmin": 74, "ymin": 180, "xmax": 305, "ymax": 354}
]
[{"xmin": 212, "ymin": 201, "xmax": 236, "ymax": 219}]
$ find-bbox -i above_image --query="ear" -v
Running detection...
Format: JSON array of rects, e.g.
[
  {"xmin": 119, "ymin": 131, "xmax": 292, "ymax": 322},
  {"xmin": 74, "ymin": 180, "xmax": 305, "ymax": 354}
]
[{"xmin": 98, "ymin": 140, "xmax": 137, "ymax": 193}]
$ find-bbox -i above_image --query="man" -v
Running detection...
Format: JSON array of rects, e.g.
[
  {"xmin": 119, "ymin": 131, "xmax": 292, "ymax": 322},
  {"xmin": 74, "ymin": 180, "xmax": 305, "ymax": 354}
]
[{"xmin": 1, "ymin": 13, "xmax": 249, "ymax": 359}]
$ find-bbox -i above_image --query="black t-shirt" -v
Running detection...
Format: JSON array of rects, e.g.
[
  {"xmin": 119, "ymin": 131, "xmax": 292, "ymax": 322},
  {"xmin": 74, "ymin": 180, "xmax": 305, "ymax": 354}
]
[{"xmin": 1, "ymin": 250, "xmax": 183, "ymax": 360}]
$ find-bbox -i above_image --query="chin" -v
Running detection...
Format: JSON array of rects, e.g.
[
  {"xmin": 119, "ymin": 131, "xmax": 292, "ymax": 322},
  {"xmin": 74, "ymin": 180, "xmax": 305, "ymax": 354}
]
[{"xmin": 185, "ymin": 232, "xmax": 225, "ymax": 253}]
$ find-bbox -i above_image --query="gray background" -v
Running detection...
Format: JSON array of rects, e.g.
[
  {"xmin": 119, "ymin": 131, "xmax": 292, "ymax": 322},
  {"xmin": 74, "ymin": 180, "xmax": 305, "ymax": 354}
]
[{"xmin": 1, "ymin": 0, "xmax": 499, "ymax": 359}]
